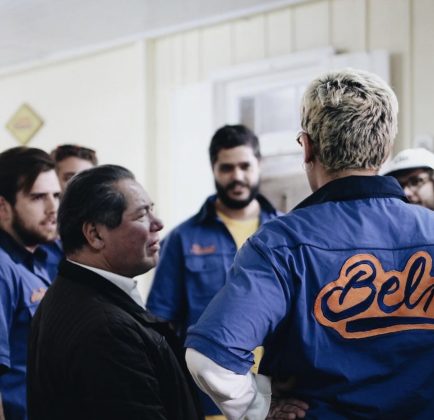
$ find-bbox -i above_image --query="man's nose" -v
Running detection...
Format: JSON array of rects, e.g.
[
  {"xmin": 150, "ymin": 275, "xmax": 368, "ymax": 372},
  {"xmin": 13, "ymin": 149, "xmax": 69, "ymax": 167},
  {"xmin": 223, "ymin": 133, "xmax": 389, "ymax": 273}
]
[
  {"xmin": 403, "ymin": 186, "xmax": 417, "ymax": 202},
  {"xmin": 232, "ymin": 167, "xmax": 244, "ymax": 181},
  {"xmin": 150, "ymin": 214, "xmax": 164, "ymax": 232},
  {"xmin": 45, "ymin": 194, "xmax": 59, "ymax": 213}
]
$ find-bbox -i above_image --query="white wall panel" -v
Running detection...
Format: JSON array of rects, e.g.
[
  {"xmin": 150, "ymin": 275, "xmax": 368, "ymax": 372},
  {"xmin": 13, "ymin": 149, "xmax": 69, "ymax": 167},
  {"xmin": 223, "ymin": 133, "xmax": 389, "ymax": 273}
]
[
  {"xmin": 154, "ymin": 37, "xmax": 176, "ymax": 89},
  {"xmin": 171, "ymin": 36, "xmax": 185, "ymax": 87},
  {"xmin": 294, "ymin": 1, "xmax": 330, "ymax": 51},
  {"xmin": 170, "ymin": 82, "xmax": 214, "ymax": 224},
  {"xmin": 153, "ymin": 37, "xmax": 176, "ymax": 225},
  {"xmin": 200, "ymin": 23, "xmax": 233, "ymax": 77},
  {"xmin": 413, "ymin": 0, "xmax": 434, "ymax": 140},
  {"xmin": 182, "ymin": 30, "xmax": 201, "ymax": 83},
  {"xmin": 266, "ymin": 8, "xmax": 293, "ymax": 56},
  {"xmin": 232, "ymin": 15, "xmax": 266, "ymax": 63},
  {"xmin": 368, "ymin": 0, "xmax": 411, "ymax": 150},
  {"xmin": 331, "ymin": 0, "xmax": 366, "ymax": 51}
]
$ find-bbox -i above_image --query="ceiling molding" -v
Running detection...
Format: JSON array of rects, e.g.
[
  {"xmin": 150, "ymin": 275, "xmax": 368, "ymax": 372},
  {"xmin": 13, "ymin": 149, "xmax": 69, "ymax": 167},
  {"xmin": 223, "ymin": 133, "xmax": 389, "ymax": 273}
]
[{"xmin": 0, "ymin": 0, "xmax": 308, "ymax": 77}]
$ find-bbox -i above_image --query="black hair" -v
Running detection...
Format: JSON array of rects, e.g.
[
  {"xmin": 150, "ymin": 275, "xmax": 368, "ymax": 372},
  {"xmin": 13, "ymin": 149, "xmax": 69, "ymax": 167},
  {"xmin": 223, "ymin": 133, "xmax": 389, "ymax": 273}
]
[
  {"xmin": 58, "ymin": 164, "xmax": 134, "ymax": 254},
  {"xmin": 0, "ymin": 147, "xmax": 55, "ymax": 205},
  {"xmin": 209, "ymin": 124, "xmax": 261, "ymax": 165}
]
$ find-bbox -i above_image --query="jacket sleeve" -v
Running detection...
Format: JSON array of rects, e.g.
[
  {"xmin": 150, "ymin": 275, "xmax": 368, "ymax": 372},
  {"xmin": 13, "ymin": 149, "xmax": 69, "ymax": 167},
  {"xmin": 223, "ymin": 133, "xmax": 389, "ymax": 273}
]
[
  {"xmin": 185, "ymin": 236, "xmax": 291, "ymax": 374},
  {"xmin": 186, "ymin": 348, "xmax": 271, "ymax": 420},
  {"xmin": 146, "ymin": 230, "xmax": 187, "ymax": 324},
  {"xmin": 0, "ymin": 266, "xmax": 16, "ymax": 374}
]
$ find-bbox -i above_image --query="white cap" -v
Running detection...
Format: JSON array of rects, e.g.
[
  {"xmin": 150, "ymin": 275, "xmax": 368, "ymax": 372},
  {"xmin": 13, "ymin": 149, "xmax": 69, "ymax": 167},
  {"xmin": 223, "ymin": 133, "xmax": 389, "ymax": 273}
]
[{"xmin": 380, "ymin": 148, "xmax": 434, "ymax": 175}]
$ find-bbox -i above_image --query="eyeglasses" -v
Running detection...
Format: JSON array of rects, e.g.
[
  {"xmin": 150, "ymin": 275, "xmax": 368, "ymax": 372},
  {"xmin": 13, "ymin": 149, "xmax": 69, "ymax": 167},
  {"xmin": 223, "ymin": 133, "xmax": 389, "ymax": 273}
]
[
  {"xmin": 296, "ymin": 131, "xmax": 305, "ymax": 146},
  {"xmin": 399, "ymin": 172, "xmax": 433, "ymax": 192}
]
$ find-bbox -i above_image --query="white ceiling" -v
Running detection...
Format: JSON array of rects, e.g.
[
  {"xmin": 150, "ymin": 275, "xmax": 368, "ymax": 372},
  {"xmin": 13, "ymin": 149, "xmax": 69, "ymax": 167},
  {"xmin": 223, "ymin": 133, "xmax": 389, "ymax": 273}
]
[{"xmin": 0, "ymin": 0, "xmax": 299, "ymax": 71}]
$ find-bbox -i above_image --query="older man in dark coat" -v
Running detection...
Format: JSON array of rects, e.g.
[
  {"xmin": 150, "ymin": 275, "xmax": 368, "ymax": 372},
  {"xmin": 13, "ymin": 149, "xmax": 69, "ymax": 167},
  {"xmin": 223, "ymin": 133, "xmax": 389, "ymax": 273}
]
[{"xmin": 27, "ymin": 165, "xmax": 202, "ymax": 420}]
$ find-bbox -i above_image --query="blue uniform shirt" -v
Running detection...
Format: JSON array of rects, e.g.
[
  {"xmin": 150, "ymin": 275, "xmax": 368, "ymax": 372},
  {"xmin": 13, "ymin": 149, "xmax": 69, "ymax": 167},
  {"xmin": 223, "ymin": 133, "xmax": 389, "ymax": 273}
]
[
  {"xmin": 186, "ymin": 176, "xmax": 434, "ymax": 419},
  {"xmin": 0, "ymin": 230, "xmax": 62, "ymax": 420},
  {"xmin": 147, "ymin": 193, "xmax": 278, "ymax": 415}
]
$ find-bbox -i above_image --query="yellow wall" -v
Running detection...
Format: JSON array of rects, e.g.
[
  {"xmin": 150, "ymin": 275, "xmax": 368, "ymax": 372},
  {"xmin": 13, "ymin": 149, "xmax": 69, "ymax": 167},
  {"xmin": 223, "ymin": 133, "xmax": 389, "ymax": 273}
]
[
  {"xmin": 149, "ymin": 0, "xmax": 434, "ymax": 228},
  {"xmin": 0, "ymin": 42, "xmax": 149, "ymax": 185}
]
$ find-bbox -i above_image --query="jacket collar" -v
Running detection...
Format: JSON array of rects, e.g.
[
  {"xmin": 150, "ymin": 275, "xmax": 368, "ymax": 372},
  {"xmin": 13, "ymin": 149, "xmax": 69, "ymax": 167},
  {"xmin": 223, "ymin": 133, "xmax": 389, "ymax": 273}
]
[
  {"xmin": 58, "ymin": 259, "xmax": 161, "ymax": 324},
  {"xmin": 0, "ymin": 229, "xmax": 48, "ymax": 268},
  {"xmin": 294, "ymin": 175, "xmax": 407, "ymax": 211},
  {"xmin": 196, "ymin": 193, "xmax": 277, "ymax": 224}
]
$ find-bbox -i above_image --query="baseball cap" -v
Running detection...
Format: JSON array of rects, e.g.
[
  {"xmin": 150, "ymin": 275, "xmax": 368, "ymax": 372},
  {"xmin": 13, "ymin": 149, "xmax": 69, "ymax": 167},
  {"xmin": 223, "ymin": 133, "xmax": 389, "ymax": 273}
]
[{"xmin": 380, "ymin": 148, "xmax": 434, "ymax": 176}]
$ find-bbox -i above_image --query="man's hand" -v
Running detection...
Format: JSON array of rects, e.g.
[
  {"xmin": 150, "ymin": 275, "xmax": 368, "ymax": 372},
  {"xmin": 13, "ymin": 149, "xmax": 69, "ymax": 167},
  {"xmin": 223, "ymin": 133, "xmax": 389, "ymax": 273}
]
[
  {"xmin": 266, "ymin": 397, "xmax": 309, "ymax": 419},
  {"xmin": 0, "ymin": 394, "xmax": 5, "ymax": 420}
]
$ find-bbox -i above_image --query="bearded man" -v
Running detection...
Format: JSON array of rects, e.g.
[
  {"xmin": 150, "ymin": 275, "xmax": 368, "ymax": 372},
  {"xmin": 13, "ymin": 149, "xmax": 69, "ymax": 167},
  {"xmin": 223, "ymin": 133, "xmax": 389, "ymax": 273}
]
[
  {"xmin": 147, "ymin": 124, "xmax": 279, "ymax": 419},
  {"xmin": 0, "ymin": 147, "xmax": 62, "ymax": 420}
]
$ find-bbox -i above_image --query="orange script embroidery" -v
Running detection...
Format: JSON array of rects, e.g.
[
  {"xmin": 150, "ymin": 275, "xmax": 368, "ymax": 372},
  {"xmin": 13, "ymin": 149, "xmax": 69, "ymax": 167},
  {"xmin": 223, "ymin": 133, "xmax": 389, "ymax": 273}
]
[
  {"xmin": 314, "ymin": 252, "xmax": 434, "ymax": 339},
  {"xmin": 191, "ymin": 244, "xmax": 216, "ymax": 255},
  {"xmin": 31, "ymin": 287, "xmax": 47, "ymax": 303}
]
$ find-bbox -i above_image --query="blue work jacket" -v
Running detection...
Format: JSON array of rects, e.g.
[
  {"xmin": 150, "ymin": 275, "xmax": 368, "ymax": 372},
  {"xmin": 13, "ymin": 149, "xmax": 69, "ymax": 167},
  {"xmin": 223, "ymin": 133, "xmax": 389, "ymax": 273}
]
[
  {"xmin": 0, "ymin": 231, "xmax": 62, "ymax": 420},
  {"xmin": 147, "ymin": 193, "xmax": 278, "ymax": 334},
  {"xmin": 187, "ymin": 176, "xmax": 434, "ymax": 419},
  {"xmin": 147, "ymin": 193, "xmax": 278, "ymax": 415}
]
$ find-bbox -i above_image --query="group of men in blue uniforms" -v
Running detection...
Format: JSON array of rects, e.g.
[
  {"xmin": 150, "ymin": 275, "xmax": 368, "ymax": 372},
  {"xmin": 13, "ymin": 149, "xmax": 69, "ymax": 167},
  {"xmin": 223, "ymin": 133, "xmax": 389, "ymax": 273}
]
[{"xmin": 1, "ymin": 67, "xmax": 434, "ymax": 420}]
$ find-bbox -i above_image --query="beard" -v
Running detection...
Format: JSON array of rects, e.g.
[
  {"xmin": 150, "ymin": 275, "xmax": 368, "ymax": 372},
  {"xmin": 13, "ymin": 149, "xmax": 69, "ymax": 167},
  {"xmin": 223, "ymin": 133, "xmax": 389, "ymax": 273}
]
[
  {"xmin": 12, "ymin": 210, "xmax": 56, "ymax": 247},
  {"xmin": 215, "ymin": 179, "xmax": 259, "ymax": 209}
]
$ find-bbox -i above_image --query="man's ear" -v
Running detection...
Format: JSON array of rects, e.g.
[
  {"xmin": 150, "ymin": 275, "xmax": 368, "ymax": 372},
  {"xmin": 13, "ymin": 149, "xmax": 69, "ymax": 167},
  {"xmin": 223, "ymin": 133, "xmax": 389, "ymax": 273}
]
[
  {"xmin": 301, "ymin": 133, "xmax": 315, "ymax": 164},
  {"xmin": 0, "ymin": 196, "xmax": 12, "ymax": 221},
  {"xmin": 82, "ymin": 222, "xmax": 105, "ymax": 250}
]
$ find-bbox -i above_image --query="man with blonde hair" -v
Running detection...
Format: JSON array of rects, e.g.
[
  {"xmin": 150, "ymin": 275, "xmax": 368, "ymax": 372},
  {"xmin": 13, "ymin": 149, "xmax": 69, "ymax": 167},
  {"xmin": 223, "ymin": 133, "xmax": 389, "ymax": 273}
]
[{"xmin": 186, "ymin": 69, "xmax": 434, "ymax": 418}]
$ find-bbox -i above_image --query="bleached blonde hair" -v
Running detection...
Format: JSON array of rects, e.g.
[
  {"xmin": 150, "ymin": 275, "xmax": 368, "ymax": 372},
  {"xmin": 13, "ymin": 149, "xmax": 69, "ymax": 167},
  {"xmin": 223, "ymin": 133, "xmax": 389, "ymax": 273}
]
[{"xmin": 300, "ymin": 68, "xmax": 398, "ymax": 171}]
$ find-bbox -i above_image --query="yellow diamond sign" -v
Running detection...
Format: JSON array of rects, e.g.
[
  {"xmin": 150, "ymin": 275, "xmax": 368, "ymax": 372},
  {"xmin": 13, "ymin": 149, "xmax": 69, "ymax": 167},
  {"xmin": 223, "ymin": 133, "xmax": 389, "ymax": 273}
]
[{"xmin": 6, "ymin": 104, "xmax": 44, "ymax": 145}]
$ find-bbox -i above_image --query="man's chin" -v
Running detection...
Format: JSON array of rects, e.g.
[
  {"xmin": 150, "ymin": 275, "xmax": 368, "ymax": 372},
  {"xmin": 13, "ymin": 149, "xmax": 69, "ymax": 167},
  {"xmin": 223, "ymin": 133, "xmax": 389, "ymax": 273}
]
[
  {"xmin": 215, "ymin": 181, "xmax": 259, "ymax": 210},
  {"xmin": 142, "ymin": 257, "xmax": 158, "ymax": 273},
  {"xmin": 28, "ymin": 232, "xmax": 58, "ymax": 246},
  {"xmin": 41, "ymin": 230, "xmax": 58, "ymax": 242},
  {"xmin": 227, "ymin": 198, "xmax": 248, "ymax": 207},
  {"xmin": 220, "ymin": 197, "xmax": 253, "ymax": 210},
  {"xmin": 227, "ymin": 191, "xmax": 249, "ymax": 200}
]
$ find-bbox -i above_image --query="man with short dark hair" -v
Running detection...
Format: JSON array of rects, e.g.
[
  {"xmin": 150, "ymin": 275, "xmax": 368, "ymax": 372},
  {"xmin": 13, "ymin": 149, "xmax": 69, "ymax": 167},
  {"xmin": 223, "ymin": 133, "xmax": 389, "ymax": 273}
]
[
  {"xmin": 27, "ymin": 165, "xmax": 202, "ymax": 420},
  {"xmin": 0, "ymin": 147, "xmax": 62, "ymax": 420},
  {"xmin": 147, "ymin": 124, "xmax": 279, "ymax": 418},
  {"xmin": 51, "ymin": 144, "xmax": 98, "ymax": 192}
]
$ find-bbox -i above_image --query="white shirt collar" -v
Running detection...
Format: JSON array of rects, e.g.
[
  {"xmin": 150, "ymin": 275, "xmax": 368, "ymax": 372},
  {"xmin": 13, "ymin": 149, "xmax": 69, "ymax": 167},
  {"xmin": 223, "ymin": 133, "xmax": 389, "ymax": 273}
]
[{"xmin": 67, "ymin": 259, "xmax": 144, "ymax": 307}]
